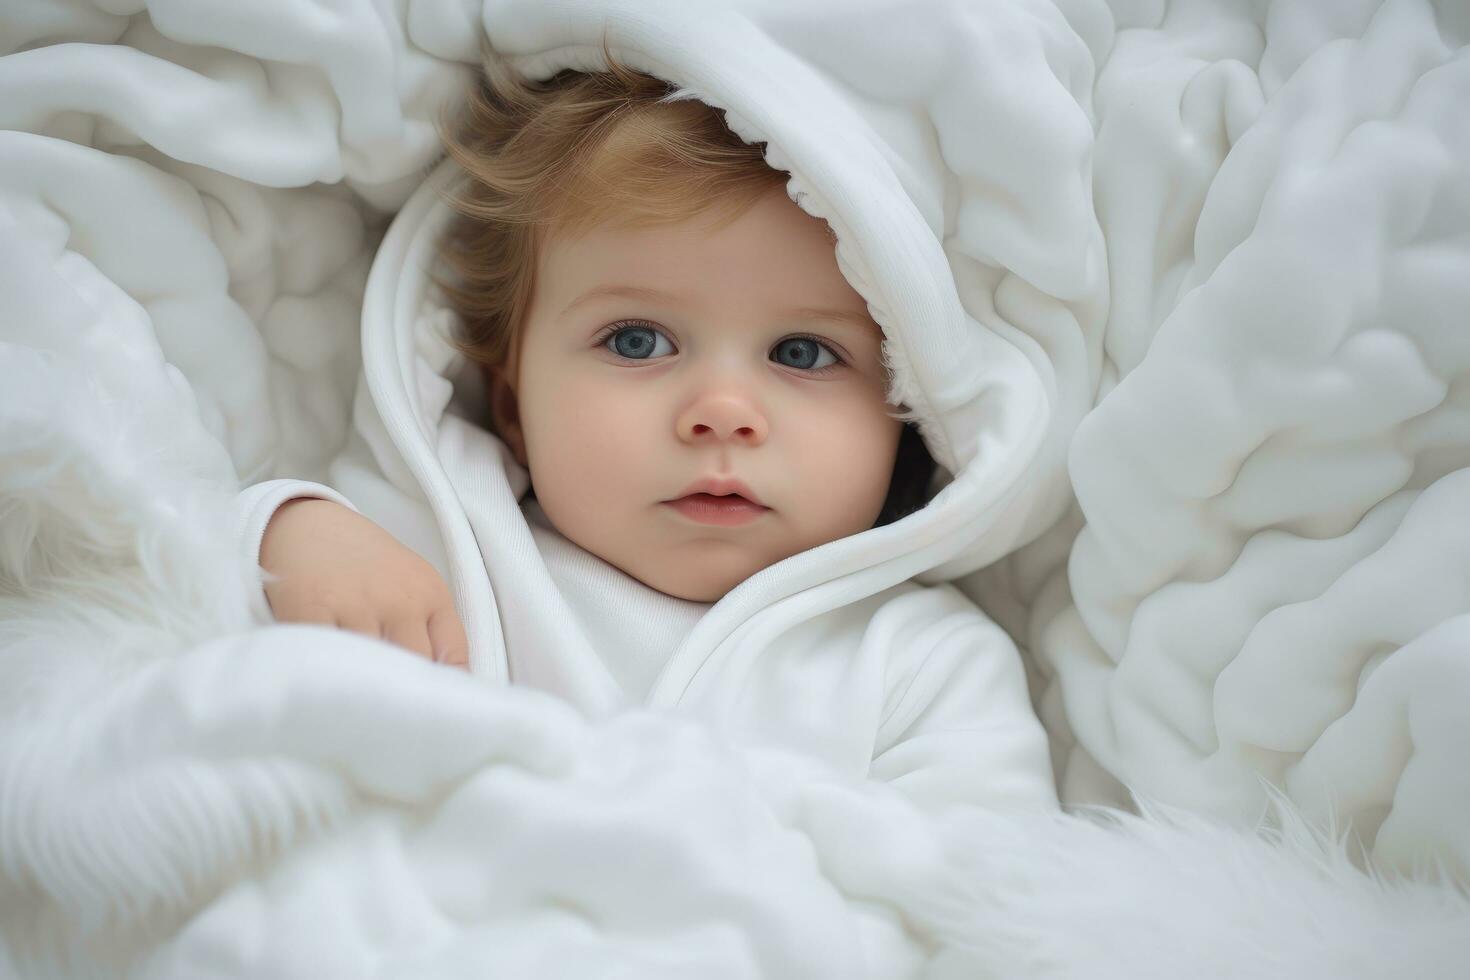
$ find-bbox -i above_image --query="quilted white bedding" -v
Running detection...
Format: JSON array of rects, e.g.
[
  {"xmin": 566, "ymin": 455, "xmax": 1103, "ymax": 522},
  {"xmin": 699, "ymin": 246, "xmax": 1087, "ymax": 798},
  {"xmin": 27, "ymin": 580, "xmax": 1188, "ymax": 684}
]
[{"xmin": 2, "ymin": 0, "xmax": 1469, "ymax": 976}]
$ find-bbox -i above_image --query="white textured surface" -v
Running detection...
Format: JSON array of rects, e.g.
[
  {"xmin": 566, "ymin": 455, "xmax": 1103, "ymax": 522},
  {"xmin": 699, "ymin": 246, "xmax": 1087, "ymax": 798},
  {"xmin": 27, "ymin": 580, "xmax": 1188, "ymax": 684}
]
[
  {"xmin": 2, "ymin": 0, "xmax": 1468, "ymax": 974},
  {"xmin": 959, "ymin": 0, "xmax": 1470, "ymax": 877}
]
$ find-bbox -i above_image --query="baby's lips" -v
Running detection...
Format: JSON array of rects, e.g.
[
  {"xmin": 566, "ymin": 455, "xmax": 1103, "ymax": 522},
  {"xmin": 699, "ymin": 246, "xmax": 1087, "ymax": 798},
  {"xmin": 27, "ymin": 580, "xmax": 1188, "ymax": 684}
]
[{"xmin": 668, "ymin": 475, "xmax": 768, "ymax": 507}]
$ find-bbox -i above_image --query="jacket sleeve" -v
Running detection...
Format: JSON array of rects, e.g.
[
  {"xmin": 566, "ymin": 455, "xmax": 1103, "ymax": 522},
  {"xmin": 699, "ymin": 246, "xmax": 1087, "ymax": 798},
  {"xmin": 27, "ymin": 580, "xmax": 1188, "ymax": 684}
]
[
  {"xmin": 233, "ymin": 478, "xmax": 361, "ymax": 598},
  {"xmin": 235, "ymin": 336, "xmax": 466, "ymax": 600},
  {"xmin": 869, "ymin": 593, "xmax": 1060, "ymax": 814}
]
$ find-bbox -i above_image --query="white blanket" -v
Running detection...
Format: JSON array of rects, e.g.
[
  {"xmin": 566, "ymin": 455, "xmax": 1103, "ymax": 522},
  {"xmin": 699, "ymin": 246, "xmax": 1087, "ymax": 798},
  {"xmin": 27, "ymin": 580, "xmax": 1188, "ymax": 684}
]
[{"xmin": 2, "ymin": 0, "xmax": 1469, "ymax": 976}]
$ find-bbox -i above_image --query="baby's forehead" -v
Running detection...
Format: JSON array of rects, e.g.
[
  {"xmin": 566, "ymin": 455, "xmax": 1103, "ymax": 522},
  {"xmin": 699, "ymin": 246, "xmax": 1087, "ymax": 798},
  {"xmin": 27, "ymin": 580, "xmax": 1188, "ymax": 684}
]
[{"xmin": 538, "ymin": 204, "xmax": 886, "ymax": 341}]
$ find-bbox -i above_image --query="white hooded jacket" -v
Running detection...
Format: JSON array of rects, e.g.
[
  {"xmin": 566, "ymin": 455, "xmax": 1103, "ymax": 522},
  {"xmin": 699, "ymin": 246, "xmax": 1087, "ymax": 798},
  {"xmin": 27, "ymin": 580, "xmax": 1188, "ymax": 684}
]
[{"xmin": 234, "ymin": 8, "xmax": 1082, "ymax": 815}]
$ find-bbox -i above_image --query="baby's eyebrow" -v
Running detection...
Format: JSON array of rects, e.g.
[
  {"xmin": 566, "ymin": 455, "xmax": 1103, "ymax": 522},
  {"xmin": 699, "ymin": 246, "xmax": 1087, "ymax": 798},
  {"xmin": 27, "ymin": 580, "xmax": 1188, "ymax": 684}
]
[
  {"xmin": 786, "ymin": 306, "xmax": 883, "ymax": 334},
  {"xmin": 562, "ymin": 283, "xmax": 879, "ymax": 334},
  {"xmin": 560, "ymin": 284, "xmax": 685, "ymax": 316}
]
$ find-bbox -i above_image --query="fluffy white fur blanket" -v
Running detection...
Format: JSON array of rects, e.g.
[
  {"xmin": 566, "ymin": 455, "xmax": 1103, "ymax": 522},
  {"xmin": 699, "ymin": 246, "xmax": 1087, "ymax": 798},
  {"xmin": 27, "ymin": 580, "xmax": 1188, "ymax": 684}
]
[
  {"xmin": 2, "ymin": 0, "xmax": 1469, "ymax": 976},
  {"xmin": 1, "ymin": 347, "xmax": 1467, "ymax": 976}
]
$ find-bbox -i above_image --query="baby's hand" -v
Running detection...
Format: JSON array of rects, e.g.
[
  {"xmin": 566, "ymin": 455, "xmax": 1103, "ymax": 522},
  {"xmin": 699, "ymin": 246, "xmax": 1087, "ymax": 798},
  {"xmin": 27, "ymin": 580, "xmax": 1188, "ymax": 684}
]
[{"xmin": 260, "ymin": 498, "xmax": 470, "ymax": 669}]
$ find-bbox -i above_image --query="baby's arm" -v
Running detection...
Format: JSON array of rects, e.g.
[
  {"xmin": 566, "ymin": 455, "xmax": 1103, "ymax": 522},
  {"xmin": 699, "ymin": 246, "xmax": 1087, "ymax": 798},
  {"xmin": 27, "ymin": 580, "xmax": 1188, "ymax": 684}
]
[
  {"xmin": 870, "ymin": 594, "xmax": 1058, "ymax": 813},
  {"xmin": 236, "ymin": 480, "xmax": 468, "ymax": 668}
]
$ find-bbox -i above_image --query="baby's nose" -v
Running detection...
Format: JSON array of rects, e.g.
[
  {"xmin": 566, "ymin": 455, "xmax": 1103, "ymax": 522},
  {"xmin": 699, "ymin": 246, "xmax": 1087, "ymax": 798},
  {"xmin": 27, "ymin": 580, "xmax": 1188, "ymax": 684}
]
[{"xmin": 678, "ymin": 396, "xmax": 769, "ymax": 444}]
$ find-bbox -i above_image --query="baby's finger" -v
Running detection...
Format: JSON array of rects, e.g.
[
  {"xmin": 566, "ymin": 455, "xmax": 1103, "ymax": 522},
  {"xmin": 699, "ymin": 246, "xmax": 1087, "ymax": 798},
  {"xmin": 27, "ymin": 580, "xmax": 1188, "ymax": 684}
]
[
  {"xmin": 336, "ymin": 607, "xmax": 382, "ymax": 642},
  {"xmin": 383, "ymin": 618, "xmax": 434, "ymax": 661},
  {"xmin": 276, "ymin": 601, "xmax": 336, "ymax": 627},
  {"xmin": 427, "ymin": 606, "xmax": 470, "ymax": 670}
]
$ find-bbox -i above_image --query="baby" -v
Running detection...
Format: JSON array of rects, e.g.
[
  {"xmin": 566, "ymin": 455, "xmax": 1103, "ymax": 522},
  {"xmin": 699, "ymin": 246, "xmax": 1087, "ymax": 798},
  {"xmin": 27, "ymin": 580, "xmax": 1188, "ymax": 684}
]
[
  {"xmin": 251, "ymin": 44, "xmax": 1056, "ymax": 813},
  {"xmin": 249, "ymin": 45, "xmax": 1058, "ymax": 811},
  {"xmin": 259, "ymin": 50, "xmax": 934, "ymax": 668}
]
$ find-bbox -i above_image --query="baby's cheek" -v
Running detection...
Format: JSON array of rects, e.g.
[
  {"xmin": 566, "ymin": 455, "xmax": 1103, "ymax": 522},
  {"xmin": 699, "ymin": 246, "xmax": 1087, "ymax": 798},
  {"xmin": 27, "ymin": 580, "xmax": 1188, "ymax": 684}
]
[
  {"xmin": 799, "ymin": 414, "xmax": 897, "ymax": 523},
  {"xmin": 817, "ymin": 411, "xmax": 893, "ymax": 490},
  {"xmin": 561, "ymin": 398, "xmax": 649, "ymax": 495}
]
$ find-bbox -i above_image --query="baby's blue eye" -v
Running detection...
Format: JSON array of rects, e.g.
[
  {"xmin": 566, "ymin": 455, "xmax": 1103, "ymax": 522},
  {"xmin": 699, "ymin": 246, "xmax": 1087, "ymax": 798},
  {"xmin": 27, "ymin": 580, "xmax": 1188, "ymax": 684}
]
[
  {"xmin": 771, "ymin": 337, "xmax": 837, "ymax": 371},
  {"xmin": 606, "ymin": 324, "xmax": 674, "ymax": 359}
]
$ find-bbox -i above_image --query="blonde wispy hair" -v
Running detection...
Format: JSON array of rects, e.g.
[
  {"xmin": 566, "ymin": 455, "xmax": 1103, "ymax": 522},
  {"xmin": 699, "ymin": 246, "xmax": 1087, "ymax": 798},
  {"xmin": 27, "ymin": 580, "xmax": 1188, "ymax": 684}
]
[{"xmin": 431, "ymin": 35, "xmax": 787, "ymax": 373}]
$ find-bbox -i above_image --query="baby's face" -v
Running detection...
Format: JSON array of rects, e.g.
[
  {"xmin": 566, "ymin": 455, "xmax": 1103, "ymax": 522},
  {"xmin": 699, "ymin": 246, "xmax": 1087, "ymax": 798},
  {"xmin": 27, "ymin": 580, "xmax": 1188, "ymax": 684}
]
[{"xmin": 494, "ymin": 185, "xmax": 902, "ymax": 602}]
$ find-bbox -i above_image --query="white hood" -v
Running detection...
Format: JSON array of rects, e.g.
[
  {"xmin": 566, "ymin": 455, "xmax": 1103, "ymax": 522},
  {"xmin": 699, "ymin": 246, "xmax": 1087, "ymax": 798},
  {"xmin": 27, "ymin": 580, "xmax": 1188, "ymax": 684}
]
[{"xmin": 357, "ymin": 0, "xmax": 1105, "ymax": 700}]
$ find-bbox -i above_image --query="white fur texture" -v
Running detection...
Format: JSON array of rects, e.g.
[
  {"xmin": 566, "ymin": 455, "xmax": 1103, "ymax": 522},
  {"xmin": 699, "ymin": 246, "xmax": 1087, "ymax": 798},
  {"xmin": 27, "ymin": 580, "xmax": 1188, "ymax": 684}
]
[
  {"xmin": 3, "ymin": 0, "xmax": 1470, "ymax": 975},
  {"xmin": 1, "ymin": 249, "xmax": 1465, "ymax": 979}
]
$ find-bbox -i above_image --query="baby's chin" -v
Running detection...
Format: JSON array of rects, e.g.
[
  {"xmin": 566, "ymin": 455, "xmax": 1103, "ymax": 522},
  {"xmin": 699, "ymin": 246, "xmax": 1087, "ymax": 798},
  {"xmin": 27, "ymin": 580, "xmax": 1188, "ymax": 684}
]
[
  {"xmin": 539, "ymin": 502, "xmax": 772, "ymax": 602},
  {"xmin": 621, "ymin": 563, "xmax": 740, "ymax": 603},
  {"xmin": 608, "ymin": 550, "xmax": 757, "ymax": 604},
  {"xmin": 647, "ymin": 578, "xmax": 732, "ymax": 604}
]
